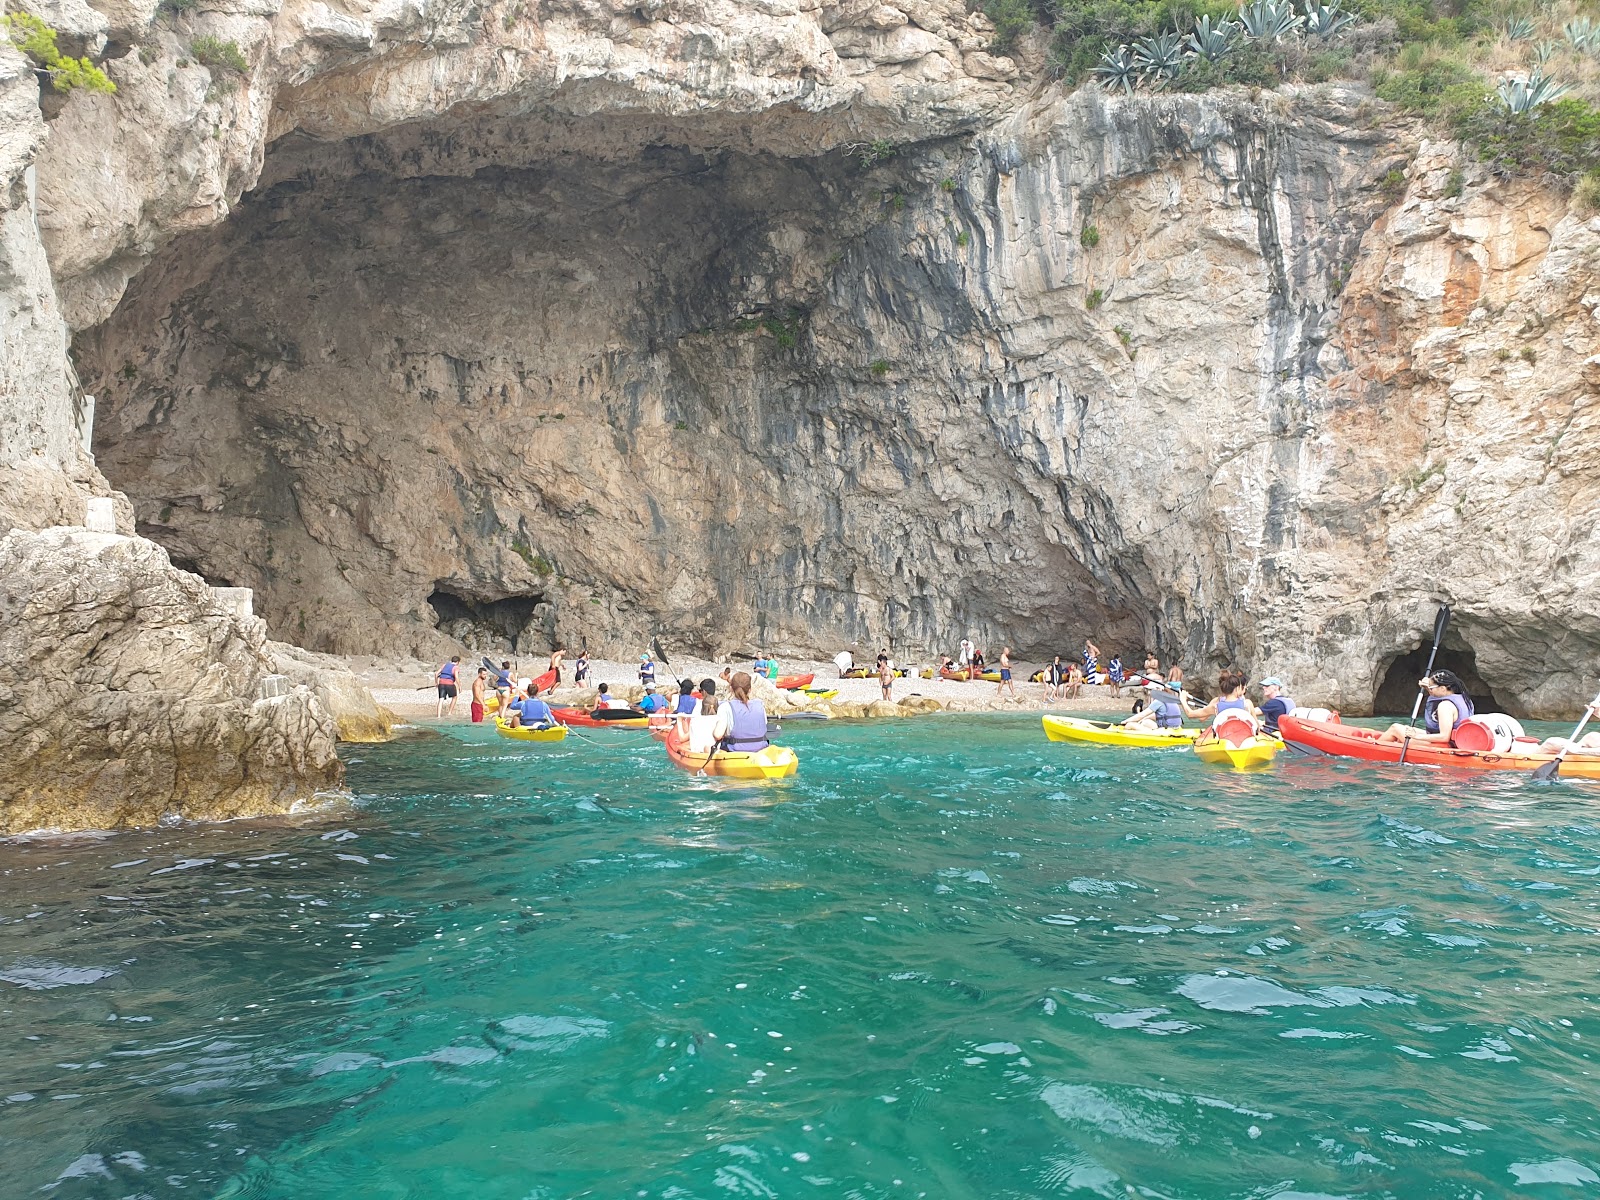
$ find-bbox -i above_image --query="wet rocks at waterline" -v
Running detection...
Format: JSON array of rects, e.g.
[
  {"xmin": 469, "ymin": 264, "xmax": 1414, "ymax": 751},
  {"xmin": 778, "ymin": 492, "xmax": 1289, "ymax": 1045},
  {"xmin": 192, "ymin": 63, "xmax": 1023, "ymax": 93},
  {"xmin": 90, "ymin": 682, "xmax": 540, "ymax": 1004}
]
[{"xmin": 0, "ymin": 527, "xmax": 345, "ymax": 833}]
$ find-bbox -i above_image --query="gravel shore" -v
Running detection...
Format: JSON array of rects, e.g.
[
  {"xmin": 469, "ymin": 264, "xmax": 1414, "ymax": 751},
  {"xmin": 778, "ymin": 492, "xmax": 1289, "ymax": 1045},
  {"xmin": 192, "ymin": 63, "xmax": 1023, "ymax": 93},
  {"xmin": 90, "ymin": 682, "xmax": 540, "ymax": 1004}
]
[{"xmin": 349, "ymin": 653, "xmax": 1146, "ymax": 723}]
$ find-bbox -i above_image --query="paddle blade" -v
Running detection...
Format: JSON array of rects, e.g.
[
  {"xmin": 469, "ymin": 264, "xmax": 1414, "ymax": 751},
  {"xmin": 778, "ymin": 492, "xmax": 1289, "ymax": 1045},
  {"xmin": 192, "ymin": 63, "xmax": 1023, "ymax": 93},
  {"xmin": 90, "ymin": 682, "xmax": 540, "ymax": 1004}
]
[
  {"xmin": 1533, "ymin": 758, "xmax": 1563, "ymax": 782},
  {"xmin": 1432, "ymin": 604, "xmax": 1452, "ymax": 643}
]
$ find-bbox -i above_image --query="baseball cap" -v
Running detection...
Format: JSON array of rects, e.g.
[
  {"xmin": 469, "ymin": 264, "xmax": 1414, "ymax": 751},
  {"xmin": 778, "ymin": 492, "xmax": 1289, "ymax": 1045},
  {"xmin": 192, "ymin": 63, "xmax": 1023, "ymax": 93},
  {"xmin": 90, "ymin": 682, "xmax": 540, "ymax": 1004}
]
[{"xmin": 1261, "ymin": 676, "xmax": 1284, "ymax": 688}]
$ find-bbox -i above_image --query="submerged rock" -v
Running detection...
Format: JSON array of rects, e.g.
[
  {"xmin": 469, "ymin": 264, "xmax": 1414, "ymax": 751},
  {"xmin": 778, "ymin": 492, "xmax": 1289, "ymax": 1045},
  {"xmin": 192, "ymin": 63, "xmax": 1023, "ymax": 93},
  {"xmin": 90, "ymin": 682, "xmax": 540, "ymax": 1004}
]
[{"xmin": 0, "ymin": 527, "xmax": 343, "ymax": 833}]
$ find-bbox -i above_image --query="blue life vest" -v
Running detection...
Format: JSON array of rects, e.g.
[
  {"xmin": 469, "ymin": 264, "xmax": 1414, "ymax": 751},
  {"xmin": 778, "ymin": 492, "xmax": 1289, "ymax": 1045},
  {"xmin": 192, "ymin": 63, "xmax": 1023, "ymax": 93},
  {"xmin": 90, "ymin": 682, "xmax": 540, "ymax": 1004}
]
[
  {"xmin": 674, "ymin": 694, "xmax": 697, "ymax": 715},
  {"xmin": 495, "ymin": 669, "xmax": 512, "ymax": 689},
  {"xmin": 1424, "ymin": 692, "xmax": 1474, "ymax": 735},
  {"xmin": 514, "ymin": 697, "xmax": 552, "ymax": 725},
  {"xmin": 437, "ymin": 661, "xmax": 457, "ymax": 682},
  {"xmin": 1216, "ymin": 695, "xmax": 1250, "ymax": 714},
  {"xmin": 723, "ymin": 698, "xmax": 769, "ymax": 751}
]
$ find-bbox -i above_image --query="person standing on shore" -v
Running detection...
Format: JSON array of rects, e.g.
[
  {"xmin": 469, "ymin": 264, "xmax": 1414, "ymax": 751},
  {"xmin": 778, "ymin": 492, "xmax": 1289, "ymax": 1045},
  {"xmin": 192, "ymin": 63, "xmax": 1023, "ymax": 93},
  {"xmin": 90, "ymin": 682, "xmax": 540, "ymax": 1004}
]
[
  {"xmin": 639, "ymin": 653, "xmax": 656, "ymax": 688},
  {"xmin": 1167, "ymin": 660, "xmax": 1184, "ymax": 688},
  {"xmin": 548, "ymin": 648, "xmax": 566, "ymax": 686},
  {"xmin": 1108, "ymin": 653, "xmax": 1125, "ymax": 698},
  {"xmin": 1083, "ymin": 639, "xmax": 1101, "ymax": 685},
  {"xmin": 574, "ymin": 650, "xmax": 590, "ymax": 686},
  {"xmin": 1143, "ymin": 649, "xmax": 1161, "ymax": 681},
  {"xmin": 879, "ymin": 654, "xmax": 894, "ymax": 700},
  {"xmin": 435, "ymin": 655, "xmax": 462, "ymax": 718},
  {"xmin": 495, "ymin": 660, "xmax": 514, "ymax": 708},
  {"xmin": 959, "ymin": 637, "xmax": 974, "ymax": 673},
  {"xmin": 470, "ymin": 668, "xmax": 489, "ymax": 724},
  {"xmin": 997, "ymin": 647, "xmax": 1018, "ymax": 697},
  {"xmin": 1046, "ymin": 655, "xmax": 1065, "ymax": 701}
]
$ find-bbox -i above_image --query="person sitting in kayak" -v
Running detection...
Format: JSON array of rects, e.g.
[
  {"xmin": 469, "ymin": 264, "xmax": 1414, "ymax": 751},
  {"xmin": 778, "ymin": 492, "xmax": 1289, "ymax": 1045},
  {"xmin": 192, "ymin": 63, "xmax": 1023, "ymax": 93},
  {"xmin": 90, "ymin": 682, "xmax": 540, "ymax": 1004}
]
[
  {"xmin": 1378, "ymin": 670, "xmax": 1474, "ymax": 746},
  {"xmin": 594, "ymin": 682, "xmax": 622, "ymax": 711},
  {"xmin": 687, "ymin": 679, "xmax": 728, "ymax": 754},
  {"xmin": 1258, "ymin": 677, "xmax": 1296, "ymax": 735},
  {"xmin": 1123, "ymin": 683, "xmax": 1185, "ymax": 730},
  {"xmin": 1180, "ymin": 669, "xmax": 1260, "ymax": 729},
  {"xmin": 638, "ymin": 684, "xmax": 667, "ymax": 714},
  {"xmin": 1535, "ymin": 704, "xmax": 1600, "ymax": 754},
  {"xmin": 721, "ymin": 671, "xmax": 770, "ymax": 753},
  {"xmin": 505, "ymin": 692, "xmax": 556, "ymax": 730}
]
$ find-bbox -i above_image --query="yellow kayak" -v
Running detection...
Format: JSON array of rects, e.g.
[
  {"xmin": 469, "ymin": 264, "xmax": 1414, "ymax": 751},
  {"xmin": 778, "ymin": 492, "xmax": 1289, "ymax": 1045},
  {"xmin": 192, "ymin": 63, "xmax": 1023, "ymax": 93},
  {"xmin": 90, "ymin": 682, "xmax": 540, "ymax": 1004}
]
[
  {"xmin": 1042, "ymin": 714, "xmax": 1201, "ymax": 749},
  {"xmin": 494, "ymin": 718, "xmax": 569, "ymax": 743},
  {"xmin": 800, "ymin": 687, "xmax": 840, "ymax": 701},
  {"xmin": 1192, "ymin": 733, "xmax": 1282, "ymax": 769},
  {"xmin": 665, "ymin": 728, "xmax": 799, "ymax": 779}
]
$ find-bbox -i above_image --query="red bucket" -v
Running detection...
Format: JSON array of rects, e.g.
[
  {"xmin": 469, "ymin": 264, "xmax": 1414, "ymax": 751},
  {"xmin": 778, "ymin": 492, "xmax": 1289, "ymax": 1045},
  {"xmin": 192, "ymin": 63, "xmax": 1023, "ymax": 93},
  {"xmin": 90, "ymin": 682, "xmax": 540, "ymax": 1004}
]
[{"xmin": 1450, "ymin": 718, "xmax": 1496, "ymax": 752}]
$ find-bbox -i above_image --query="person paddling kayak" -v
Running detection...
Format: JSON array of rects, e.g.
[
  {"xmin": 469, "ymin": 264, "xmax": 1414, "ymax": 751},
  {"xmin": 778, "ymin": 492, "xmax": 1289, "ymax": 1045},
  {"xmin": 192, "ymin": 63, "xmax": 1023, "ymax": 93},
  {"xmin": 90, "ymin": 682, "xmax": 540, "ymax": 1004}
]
[
  {"xmin": 1377, "ymin": 670, "xmax": 1474, "ymax": 746},
  {"xmin": 1180, "ymin": 669, "xmax": 1260, "ymax": 729}
]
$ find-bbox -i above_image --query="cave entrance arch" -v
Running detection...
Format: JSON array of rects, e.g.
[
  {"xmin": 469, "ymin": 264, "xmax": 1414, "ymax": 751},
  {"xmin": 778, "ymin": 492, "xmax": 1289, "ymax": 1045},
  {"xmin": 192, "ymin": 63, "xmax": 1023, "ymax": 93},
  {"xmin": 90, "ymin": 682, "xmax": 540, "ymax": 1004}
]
[
  {"xmin": 1373, "ymin": 632, "xmax": 1507, "ymax": 716},
  {"xmin": 429, "ymin": 588, "xmax": 546, "ymax": 655}
]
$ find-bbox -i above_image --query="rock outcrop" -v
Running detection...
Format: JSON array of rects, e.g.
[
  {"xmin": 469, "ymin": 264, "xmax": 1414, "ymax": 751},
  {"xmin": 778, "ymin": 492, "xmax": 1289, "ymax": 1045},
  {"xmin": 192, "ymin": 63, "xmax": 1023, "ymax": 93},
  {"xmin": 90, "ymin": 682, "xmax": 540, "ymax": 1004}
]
[
  {"xmin": 2, "ymin": 0, "xmax": 1597, "ymax": 723},
  {"xmin": 269, "ymin": 641, "xmax": 399, "ymax": 741},
  {"xmin": 0, "ymin": 526, "xmax": 343, "ymax": 833}
]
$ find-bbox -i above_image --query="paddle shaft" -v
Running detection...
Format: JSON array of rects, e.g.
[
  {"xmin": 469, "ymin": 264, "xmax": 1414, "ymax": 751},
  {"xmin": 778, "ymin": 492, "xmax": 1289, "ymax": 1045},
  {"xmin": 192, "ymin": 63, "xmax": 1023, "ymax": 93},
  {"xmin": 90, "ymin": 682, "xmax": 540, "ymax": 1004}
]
[
  {"xmin": 1534, "ymin": 687, "xmax": 1600, "ymax": 780},
  {"xmin": 1399, "ymin": 605, "xmax": 1451, "ymax": 766}
]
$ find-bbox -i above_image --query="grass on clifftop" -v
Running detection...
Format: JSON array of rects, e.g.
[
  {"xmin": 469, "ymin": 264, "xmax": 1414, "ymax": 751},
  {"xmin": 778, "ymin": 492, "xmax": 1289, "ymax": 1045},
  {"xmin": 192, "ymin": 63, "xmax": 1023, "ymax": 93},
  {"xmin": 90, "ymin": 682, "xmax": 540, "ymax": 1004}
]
[{"xmin": 988, "ymin": 0, "xmax": 1600, "ymax": 186}]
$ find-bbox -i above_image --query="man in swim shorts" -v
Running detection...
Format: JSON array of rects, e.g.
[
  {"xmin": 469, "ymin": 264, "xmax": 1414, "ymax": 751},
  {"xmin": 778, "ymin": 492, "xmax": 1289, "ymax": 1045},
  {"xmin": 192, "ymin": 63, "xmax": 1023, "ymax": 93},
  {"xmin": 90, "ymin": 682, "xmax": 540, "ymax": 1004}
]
[
  {"xmin": 435, "ymin": 656, "xmax": 462, "ymax": 718},
  {"xmin": 997, "ymin": 647, "xmax": 1017, "ymax": 697},
  {"xmin": 470, "ymin": 668, "xmax": 488, "ymax": 724}
]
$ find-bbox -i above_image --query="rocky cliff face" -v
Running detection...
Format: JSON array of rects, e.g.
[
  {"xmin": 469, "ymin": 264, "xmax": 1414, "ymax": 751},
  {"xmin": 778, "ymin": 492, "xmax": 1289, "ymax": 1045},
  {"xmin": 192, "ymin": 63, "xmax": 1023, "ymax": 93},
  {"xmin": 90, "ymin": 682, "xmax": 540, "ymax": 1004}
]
[
  {"xmin": 7, "ymin": 0, "xmax": 1600, "ymax": 718},
  {"xmin": 0, "ymin": 526, "xmax": 343, "ymax": 834}
]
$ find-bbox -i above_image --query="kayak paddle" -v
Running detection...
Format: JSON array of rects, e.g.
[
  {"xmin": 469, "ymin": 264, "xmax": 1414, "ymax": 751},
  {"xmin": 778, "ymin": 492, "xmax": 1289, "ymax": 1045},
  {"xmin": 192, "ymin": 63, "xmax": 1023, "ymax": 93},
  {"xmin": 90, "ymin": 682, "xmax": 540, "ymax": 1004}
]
[
  {"xmin": 1533, "ymin": 687, "xmax": 1600, "ymax": 781},
  {"xmin": 1398, "ymin": 603, "xmax": 1451, "ymax": 766}
]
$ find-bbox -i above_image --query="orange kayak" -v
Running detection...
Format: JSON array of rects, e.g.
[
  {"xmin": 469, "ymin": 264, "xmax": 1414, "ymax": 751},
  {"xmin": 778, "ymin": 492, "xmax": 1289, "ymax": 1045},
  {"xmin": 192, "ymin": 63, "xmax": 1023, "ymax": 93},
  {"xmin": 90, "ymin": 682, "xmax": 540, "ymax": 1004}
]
[
  {"xmin": 775, "ymin": 673, "xmax": 814, "ymax": 690},
  {"xmin": 663, "ymin": 727, "xmax": 798, "ymax": 779},
  {"xmin": 1280, "ymin": 715, "xmax": 1600, "ymax": 778}
]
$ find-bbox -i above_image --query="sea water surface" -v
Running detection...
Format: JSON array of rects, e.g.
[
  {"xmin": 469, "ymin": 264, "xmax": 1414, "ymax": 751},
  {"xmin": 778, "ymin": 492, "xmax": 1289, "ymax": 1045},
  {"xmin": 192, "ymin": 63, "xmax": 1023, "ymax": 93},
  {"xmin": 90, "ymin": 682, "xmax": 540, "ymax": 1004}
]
[{"xmin": 3, "ymin": 714, "xmax": 1600, "ymax": 1198}]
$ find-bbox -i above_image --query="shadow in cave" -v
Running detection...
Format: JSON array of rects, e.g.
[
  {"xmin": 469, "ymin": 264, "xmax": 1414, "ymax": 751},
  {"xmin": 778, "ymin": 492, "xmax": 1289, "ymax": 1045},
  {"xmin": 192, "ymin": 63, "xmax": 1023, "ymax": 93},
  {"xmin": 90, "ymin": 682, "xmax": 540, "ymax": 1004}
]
[
  {"xmin": 1373, "ymin": 636, "xmax": 1508, "ymax": 716},
  {"xmin": 428, "ymin": 588, "xmax": 543, "ymax": 654},
  {"xmin": 166, "ymin": 556, "xmax": 236, "ymax": 589}
]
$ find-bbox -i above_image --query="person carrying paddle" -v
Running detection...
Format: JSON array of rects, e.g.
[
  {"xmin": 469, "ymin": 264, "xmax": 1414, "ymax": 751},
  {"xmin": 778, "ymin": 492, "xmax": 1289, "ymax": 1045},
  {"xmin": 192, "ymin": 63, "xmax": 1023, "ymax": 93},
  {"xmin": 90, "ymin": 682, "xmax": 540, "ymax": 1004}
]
[{"xmin": 1377, "ymin": 670, "xmax": 1474, "ymax": 746}]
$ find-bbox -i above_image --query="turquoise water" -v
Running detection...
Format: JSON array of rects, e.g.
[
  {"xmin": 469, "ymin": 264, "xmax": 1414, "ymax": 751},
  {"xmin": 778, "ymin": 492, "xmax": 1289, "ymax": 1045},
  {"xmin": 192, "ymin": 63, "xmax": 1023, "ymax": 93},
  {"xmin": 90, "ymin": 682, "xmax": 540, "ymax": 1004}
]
[{"xmin": 4, "ymin": 715, "xmax": 1600, "ymax": 1198}]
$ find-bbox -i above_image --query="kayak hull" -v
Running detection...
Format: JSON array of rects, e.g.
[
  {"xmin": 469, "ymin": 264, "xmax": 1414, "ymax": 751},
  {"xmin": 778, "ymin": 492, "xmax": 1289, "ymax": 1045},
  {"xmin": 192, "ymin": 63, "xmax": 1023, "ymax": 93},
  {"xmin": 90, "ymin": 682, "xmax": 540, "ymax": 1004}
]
[
  {"xmin": 1042, "ymin": 714, "xmax": 1200, "ymax": 748},
  {"xmin": 551, "ymin": 706, "xmax": 649, "ymax": 729},
  {"xmin": 1193, "ymin": 734, "xmax": 1282, "ymax": 769},
  {"xmin": 494, "ymin": 718, "xmax": 568, "ymax": 743},
  {"xmin": 664, "ymin": 729, "xmax": 799, "ymax": 780},
  {"xmin": 775, "ymin": 673, "xmax": 815, "ymax": 690},
  {"xmin": 1280, "ymin": 715, "xmax": 1600, "ymax": 777},
  {"xmin": 939, "ymin": 668, "xmax": 970, "ymax": 682}
]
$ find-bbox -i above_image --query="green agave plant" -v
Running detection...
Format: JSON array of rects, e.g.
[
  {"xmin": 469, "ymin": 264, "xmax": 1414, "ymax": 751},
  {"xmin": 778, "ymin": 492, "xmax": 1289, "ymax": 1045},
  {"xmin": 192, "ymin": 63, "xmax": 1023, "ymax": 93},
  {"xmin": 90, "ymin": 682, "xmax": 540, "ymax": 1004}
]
[
  {"xmin": 1187, "ymin": 14, "xmax": 1240, "ymax": 60},
  {"xmin": 1499, "ymin": 15, "xmax": 1535, "ymax": 41},
  {"xmin": 1532, "ymin": 38, "xmax": 1560, "ymax": 65},
  {"xmin": 1239, "ymin": 0, "xmax": 1303, "ymax": 41},
  {"xmin": 1094, "ymin": 43, "xmax": 1140, "ymax": 93},
  {"xmin": 1132, "ymin": 30, "xmax": 1189, "ymax": 80},
  {"xmin": 1302, "ymin": 0, "xmax": 1355, "ymax": 39},
  {"xmin": 1564, "ymin": 16, "xmax": 1599, "ymax": 52},
  {"xmin": 1496, "ymin": 69, "xmax": 1571, "ymax": 112}
]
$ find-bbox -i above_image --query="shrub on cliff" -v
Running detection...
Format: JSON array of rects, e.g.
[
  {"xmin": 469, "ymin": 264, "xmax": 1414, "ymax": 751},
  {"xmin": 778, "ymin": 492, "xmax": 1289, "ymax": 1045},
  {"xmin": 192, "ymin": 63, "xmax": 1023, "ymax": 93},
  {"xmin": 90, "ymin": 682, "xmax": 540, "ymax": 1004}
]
[
  {"xmin": 1455, "ymin": 96, "xmax": 1600, "ymax": 178},
  {"xmin": 2, "ymin": 11, "xmax": 115, "ymax": 93},
  {"xmin": 190, "ymin": 35, "xmax": 248, "ymax": 74}
]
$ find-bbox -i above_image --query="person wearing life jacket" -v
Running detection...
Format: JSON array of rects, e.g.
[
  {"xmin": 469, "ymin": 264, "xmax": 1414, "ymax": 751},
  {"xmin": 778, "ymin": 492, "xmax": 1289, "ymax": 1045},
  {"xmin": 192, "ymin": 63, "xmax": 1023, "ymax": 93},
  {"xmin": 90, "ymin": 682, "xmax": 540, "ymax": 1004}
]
[
  {"xmin": 1179, "ymin": 668, "xmax": 1261, "ymax": 730},
  {"xmin": 1124, "ymin": 683, "xmax": 1185, "ymax": 730},
  {"xmin": 1379, "ymin": 669, "xmax": 1475, "ymax": 746},
  {"xmin": 639, "ymin": 653, "xmax": 656, "ymax": 687},
  {"xmin": 637, "ymin": 684, "xmax": 667, "ymax": 714},
  {"xmin": 505, "ymin": 691, "xmax": 556, "ymax": 730},
  {"xmin": 495, "ymin": 660, "xmax": 514, "ymax": 707},
  {"xmin": 1258, "ymin": 676, "xmax": 1296, "ymax": 736},
  {"xmin": 434, "ymin": 655, "xmax": 462, "ymax": 718},
  {"xmin": 721, "ymin": 671, "xmax": 770, "ymax": 753}
]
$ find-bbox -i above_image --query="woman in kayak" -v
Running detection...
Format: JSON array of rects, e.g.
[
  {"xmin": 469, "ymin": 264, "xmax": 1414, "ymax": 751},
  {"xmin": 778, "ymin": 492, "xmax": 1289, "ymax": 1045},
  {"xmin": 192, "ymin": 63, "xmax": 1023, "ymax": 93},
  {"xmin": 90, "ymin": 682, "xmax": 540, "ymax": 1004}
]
[
  {"xmin": 687, "ymin": 679, "xmax": 729, "ymax": 754},
  {"xmin": 1377, "ymin": 670, "xmax": 1473, "ymax": 746},
  {"xmin": 1179, "ymin": 669, "xmax": 1260, "ymax": 728},
  {"xmin": 721, "ymin": 671, "xmax": 770, "ymax": 753},
  {"xmin": 1535, "ymin": 704, "xmax": 1600, "ymax": 754}
]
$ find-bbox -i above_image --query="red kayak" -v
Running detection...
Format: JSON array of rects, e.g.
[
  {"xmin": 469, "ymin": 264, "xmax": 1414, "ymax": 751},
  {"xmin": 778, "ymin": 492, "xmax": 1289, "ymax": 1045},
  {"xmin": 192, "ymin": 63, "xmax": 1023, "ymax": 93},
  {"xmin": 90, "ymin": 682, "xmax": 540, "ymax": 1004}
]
[
  {"xmin": 528, "ymin": 668, "xmax": 557, "ymax": 696},
  {"xmin": 775, "ymin": 673, "xmax": 814, "ymax": 690},
  {"xmin": 1280, "ymin": 715, "xmax": 1600, "ymax": 778},
  {"xmin": 550, "ymin": 706, "xmax": 650, "ymax": 729}
]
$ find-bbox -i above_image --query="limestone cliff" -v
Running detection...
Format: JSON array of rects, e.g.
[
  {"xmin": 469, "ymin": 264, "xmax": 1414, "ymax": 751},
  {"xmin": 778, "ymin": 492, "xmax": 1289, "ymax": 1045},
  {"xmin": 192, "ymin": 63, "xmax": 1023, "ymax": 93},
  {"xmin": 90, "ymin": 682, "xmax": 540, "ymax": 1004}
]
[
  {"xmin": 0, "ymin": 526, "xmax": 343, "ymax": 834},
  {"xmin": 6, "ymin": 0, "xmax": 1600, "ymax": 719}
]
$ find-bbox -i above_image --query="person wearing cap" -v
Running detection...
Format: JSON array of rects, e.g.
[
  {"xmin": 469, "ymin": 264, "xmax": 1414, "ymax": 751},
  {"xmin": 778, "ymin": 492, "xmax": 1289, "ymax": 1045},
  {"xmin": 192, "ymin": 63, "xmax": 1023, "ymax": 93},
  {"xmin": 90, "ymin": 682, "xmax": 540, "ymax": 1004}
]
[
  {"xmin": 1122, "ymin": 678, "xmax": 1185, "ymax": 729},
  {"xmin": 638, "ymin": 652, "xmax": 656, "ymax": 687},
  {"xmin": 638, "ymin": 684, "xmax": 667, "ymax": 714},
  {"xmin": 1259, "ymin": 677, "xmax": 1296, "ymax": 735}
]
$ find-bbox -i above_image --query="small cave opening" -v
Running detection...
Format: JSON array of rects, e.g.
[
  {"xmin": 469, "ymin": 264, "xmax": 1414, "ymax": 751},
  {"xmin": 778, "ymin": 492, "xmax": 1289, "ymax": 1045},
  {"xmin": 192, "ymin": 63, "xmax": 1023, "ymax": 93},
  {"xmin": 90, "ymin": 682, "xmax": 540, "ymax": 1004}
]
[
  {"xmin": 1373, "ymin": 635, "xmax": 1508, "ymax": 716},
  {"xmin": 166, "ymin": 556, "xmax": 237, "ymax": 589},
  {"xmin": 428, "ymin": 588, "xmax": 546, "ymax": 654}
]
